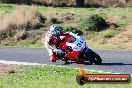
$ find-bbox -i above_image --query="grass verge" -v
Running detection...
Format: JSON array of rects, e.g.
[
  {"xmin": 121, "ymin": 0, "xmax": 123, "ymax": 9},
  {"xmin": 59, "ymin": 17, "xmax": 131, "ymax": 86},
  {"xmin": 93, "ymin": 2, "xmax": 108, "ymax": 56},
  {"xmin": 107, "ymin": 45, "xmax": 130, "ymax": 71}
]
[
  {"xmin": 0, "ymin": 4, "xmax": 132, "ymax": 50},
  {"xmin": 0, "ymin": 64, "xmax": 131, "ymax": 88}
]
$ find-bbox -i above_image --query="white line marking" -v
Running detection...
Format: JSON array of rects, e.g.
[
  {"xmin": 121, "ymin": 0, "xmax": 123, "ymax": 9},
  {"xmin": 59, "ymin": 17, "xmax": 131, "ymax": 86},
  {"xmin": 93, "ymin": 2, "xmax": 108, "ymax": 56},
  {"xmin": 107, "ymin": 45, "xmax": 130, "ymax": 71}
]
[
  {"xmin": 0, "ymin": 60, "xmax": 41, "ymax": 65},
  {"xmin": 0, "ymin": 60, "xmax": 132, "ymax": 76}
]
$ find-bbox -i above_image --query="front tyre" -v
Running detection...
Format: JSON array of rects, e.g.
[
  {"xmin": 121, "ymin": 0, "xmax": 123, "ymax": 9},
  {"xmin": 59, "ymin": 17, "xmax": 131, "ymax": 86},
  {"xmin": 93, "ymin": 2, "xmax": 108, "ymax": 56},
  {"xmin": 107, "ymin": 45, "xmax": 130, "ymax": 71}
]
[
  {"xmin": 89, "ymin": 53, "xmax": 102, "ymax": 65},
  {"xmin": 86, "ymin": 49, "xmax": 102, "ymax": 65}
]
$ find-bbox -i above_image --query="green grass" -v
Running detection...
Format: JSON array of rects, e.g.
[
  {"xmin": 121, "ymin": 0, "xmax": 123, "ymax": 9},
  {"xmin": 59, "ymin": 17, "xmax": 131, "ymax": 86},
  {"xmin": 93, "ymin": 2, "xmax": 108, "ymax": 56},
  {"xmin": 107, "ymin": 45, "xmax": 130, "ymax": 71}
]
[
  {"xmin": 0, "ymin": 4, "xmax": 132, "ymax": 50},
  {"xmin": 0, "ymin": 4, "xmax": 132, "ymax": 20},
  {"xmin": 0, "ymin": 4, "xmax": 132, "ymax": 24},
  {"xmin": 100, "ymin": 30, "xmax": 120, "ymax": 38},
  {"xmin": 0, "ymin": 4, "xmax": 15, "ymax": 14},
  {"xmin": 17, "ymin": 41, "xmax": 44, "ymax": 48},
  {"xmin": 1, "ymin": 4, "xmax": 131, "ymax": 26},
  {"xmin": 0, "ymin": 41, "xmax": 44, "ymax": 48},
  {"xmin": 89, "ymin": 29, "xmax": 121, "ymax": 42},
  {"xmin": 0, "ymin": 65, "xmax": 131, "ymax": 88}
]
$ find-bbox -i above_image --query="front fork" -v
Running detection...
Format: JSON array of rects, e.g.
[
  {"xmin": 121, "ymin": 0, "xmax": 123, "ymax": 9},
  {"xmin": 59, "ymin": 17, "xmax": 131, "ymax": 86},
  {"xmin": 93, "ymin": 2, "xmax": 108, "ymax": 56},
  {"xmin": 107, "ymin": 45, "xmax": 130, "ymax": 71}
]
[{"xmin": 78, "ymin": 47, "xmax": 91, "ymax": 60}]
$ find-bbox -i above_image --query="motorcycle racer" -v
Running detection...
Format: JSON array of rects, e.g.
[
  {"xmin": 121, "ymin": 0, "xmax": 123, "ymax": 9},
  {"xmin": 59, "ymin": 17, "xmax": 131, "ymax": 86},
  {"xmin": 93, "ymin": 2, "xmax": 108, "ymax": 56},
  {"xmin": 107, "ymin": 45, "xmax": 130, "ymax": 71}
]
[
  {"xmin": 44, "ymin": 25, "xmax": 69, "ymax": 62},
  {"xmin": 43, "ymin": 25, "xmax": 102, "ymax": 64}
]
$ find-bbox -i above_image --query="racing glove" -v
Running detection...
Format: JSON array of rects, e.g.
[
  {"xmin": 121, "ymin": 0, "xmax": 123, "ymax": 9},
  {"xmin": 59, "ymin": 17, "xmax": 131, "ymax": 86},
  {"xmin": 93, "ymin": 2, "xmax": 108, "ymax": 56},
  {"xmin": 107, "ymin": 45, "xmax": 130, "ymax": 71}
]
[
  {"xmin": 53, "ymin": 49, "xmax": 62, "ymax": 54},
  {"xmin": 61, "ymin": 50, "xmax": 68, "ymax": 56}
]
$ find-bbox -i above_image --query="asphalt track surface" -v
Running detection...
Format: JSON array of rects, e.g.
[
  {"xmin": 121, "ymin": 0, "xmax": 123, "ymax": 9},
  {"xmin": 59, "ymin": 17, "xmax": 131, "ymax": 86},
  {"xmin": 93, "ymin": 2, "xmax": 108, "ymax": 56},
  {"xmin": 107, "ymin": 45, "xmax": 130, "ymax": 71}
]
[{"xmin": 0, "ymin": 47, "xmax": 132, "ymax": 75}]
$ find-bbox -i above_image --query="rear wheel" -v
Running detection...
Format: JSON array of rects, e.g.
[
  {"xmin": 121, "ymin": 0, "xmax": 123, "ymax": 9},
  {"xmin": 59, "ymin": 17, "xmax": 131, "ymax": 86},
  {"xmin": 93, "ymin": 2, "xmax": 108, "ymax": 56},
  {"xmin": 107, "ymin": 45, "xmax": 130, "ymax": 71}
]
[
  {"xmin": 58, "ymin": 57, "xmax": 69, "ymax": 65},
  {"xmin": 62, "ymin": 58, "xmax": 69, "ymax": 65}
]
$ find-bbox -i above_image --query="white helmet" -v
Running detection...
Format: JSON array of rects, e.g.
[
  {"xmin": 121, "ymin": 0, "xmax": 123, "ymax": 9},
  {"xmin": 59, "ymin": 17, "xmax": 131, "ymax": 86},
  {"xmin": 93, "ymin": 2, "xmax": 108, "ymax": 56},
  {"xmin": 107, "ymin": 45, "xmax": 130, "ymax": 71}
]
[{"xmin": 49, "ymin": 25, "xmax": 61, "ymax": 36}]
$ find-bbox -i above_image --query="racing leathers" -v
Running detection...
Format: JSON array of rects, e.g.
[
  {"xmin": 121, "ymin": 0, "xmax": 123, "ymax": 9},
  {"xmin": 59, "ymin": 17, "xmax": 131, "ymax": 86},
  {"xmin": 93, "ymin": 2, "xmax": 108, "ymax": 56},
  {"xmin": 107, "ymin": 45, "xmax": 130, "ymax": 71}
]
[{"xmin": 44, "ymin": 29, "xmax": 69, "ymax": 62}]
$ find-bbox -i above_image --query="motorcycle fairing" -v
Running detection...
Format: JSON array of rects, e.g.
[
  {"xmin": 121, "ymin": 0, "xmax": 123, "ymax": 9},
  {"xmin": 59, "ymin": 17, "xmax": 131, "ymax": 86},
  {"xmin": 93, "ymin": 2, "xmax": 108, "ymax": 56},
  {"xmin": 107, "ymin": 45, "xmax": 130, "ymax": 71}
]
[{"xmin": 66, "ymin": 32, "xmax": 86, "ymax": 51}]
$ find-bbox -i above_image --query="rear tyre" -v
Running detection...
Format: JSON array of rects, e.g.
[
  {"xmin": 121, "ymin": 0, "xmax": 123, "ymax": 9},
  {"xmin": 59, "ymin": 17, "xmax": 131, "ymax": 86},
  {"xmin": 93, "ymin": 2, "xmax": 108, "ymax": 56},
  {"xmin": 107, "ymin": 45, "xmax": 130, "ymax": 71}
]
[
  {"xmin": 63, "ymin": 59, "xmax": 69, "ymax": 65},
  {"xmin": 60, "ymin": 57, "xmax": 69, "ymax": 65}
]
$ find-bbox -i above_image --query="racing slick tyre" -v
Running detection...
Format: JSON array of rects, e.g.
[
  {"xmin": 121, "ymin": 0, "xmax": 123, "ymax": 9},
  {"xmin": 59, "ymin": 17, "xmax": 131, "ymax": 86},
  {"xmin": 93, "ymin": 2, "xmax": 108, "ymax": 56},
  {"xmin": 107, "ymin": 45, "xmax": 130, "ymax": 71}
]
[
  {"xmin": 62, "ymin": 58, "xmax": 69, "ymax": 65},
  {"xmin": 86, "ymin": 49, "xmax": 102, "ymax": 65},
  {"xmin": 89, "ymin": 53, "xmax": 102, "ymax": 65}
]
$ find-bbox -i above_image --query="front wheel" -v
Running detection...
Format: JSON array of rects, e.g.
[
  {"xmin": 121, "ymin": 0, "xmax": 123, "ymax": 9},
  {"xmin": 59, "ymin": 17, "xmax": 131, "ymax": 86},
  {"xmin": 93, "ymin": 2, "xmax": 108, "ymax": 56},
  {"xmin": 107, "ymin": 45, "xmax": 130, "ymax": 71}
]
[
  {"xmin": 89, "ymin": 53, "xmax": 102, "ymax": 65},
  {"xmin": 85, "ymin": 49, "xmax": 102, "ymax": 65}
]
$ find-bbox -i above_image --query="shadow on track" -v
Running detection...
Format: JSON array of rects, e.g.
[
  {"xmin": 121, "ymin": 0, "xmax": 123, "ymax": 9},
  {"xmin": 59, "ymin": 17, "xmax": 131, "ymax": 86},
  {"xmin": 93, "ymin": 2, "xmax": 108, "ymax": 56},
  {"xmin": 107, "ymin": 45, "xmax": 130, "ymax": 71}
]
[
  {"xmin": 100, "ymin": 63, "xmax": 132, "ymax": 66},
  {"xmin": 56, "ymin": 62, "xmax": 132, "ymax": 66}
]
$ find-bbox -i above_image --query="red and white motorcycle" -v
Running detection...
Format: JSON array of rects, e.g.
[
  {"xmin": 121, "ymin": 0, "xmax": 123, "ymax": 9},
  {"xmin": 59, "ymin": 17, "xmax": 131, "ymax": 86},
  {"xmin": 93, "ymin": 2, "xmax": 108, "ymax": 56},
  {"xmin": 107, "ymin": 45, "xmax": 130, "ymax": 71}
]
[{"xmin": 54, "ymin": 32, "xmax": 102, "ymax": 65}]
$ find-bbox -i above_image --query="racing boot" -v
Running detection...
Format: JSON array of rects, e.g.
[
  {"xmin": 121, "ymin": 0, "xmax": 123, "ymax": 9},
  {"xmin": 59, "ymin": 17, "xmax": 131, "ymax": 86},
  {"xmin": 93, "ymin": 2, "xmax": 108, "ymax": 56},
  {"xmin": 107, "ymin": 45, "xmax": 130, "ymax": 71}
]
[{"xmin": 50, "ymin": 54, "xmax": 56, "ymax": 62}]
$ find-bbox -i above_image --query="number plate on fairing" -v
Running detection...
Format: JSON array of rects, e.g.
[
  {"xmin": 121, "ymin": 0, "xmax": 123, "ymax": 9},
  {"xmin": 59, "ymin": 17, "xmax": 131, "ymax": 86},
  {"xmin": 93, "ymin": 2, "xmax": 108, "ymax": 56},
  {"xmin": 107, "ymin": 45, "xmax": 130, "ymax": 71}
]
[{"xmin": 66, "ymin": 33, "xmax": 86, "ymax": 51}]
